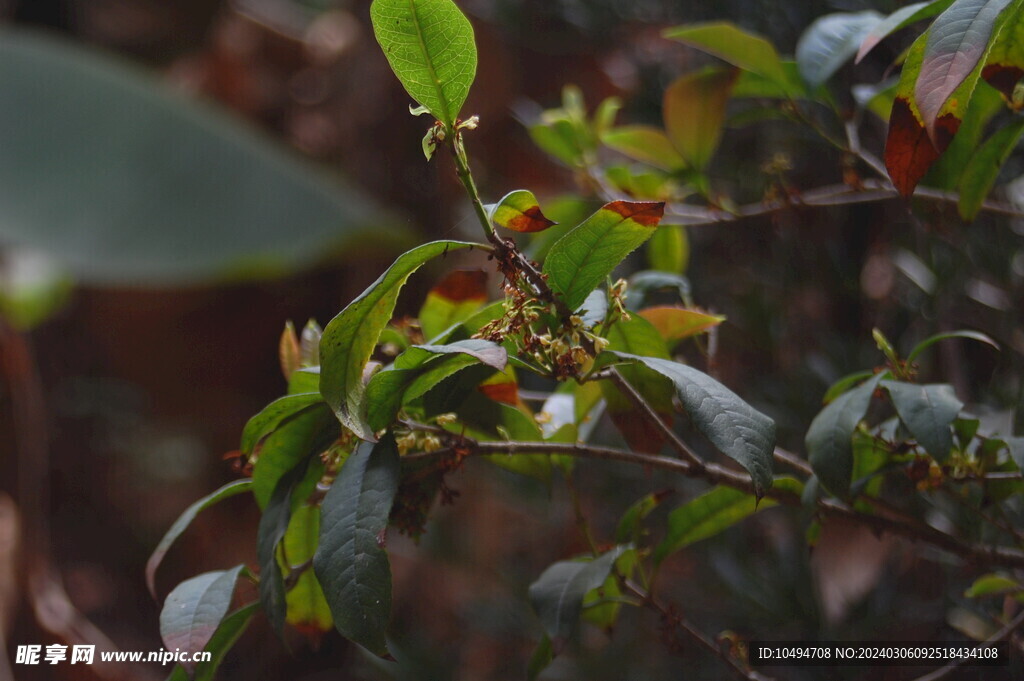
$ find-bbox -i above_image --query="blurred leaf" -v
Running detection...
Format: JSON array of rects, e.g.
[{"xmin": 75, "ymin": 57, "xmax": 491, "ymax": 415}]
[
  {"xmin": 796, "ymin": 11, "xmax": 882, "ymax": 88},
  {"xmin": 857, "ymin": 0, "xmax": 955, "ymax": 63},
  {"xmin": 280, "ymin": 322, "xmax": 302, "ymax": 381},
  {"xmin": 663, "ymin": 69, "xmax": 739, "ymax": 171},
  {"xmin": 602, "ymin": 126, "xmax": 687, "ymax": 171},
  {"xmin": 907, "ymin": 329, "xmax": 999, "ymax": 361},
  {"xmin": 283, "ymin": 505, "xmax": 333, "ymax": 635},
  {"xmin": 732, "ymin": 62, "xmax": 811, "ymax": 99},
  {"xmin": 320, "ymin": 240, "xmax": 482, "ymax": 441},
  {"xmin": 924, "ymin": 81, "xmax": 1004, "ymax": 189},
  {"xmin": 626, "ymin": 271, "xmax": 692, "ymax": 310},
  {"xmin": 0, "ymin": 249, "xmax": 72, "ymax": 329},
  {"xmin": 655, "ymin": 480, "xmax": 801, "ymax": 563},
  {"xmin": 823, "ymin": 370, "xmax": 876, "ymax": 404},
  {"xmin": 544, "ymin": 201, "xmax": 665, "ymax": 310},
  {"xmin": 582, "ymin": 550, "xmax": 637, "ymax": 631},
  {"xmin": 527, "ymin": 634, "xmax": 554, "ymax": 681},
  {"xmin": 241, "ymin": 393, "xmax": 325, "ymax": 455},
  {"xmin": 190, "ymin": 603, "xmax": 258, "ymax": 681},
  {"xmin": 663, "ymin": 22, "xmax": 786, "ymax": 85},
  {"xmin": 954, "ymin": 417, "xmax": 981, "ymax": 449},
  {"xmin": 806, "ymin": 373, "xmax": 884, "ymax": 497},
  {"xmin": 252, "ymin": 405, "xmax": 335, "ymax": 509},
  {"xmin": 646, "ymin": 225, "xmax": 690, "ymax": 275},
  {"xmin": 369, "ymin": 0, "xmax": 476, "ymax": 129},
  {"xmin": 488, "ymin": 190, "xmax": 557, "ymax": 233},
  {"xmin": 419, "ymin": 269, "xmax": 487, "ymax": 340},
  {"xmin": 958, "ymin": 117, "xmax": 1024, "ymax": 219},
  {"xmin": 160, "ymin": 566, "xmax": 244, "ymax": 672},
  {"xmin": 613, "ymin": 353, "xmax": 776, "ymax": 497},
  {"xmin": 528, "ymin": 546, "xmax": 631, "ymax": 650},
  {"xmin": 146, "ymin": 481, "xmax": 252, "ymax": 599},
  {"xmin": 914, "ymin": 0, "xmax": 1016, "ymax": 137},
  {"xmin": 638, "ymin": 306, "xmax": 724, "ymax": 343},
  {"xmin": 604, "ymin": 165, "xmax": 679, "ymax": 201},
  {"xmin": 314, "ymin": 437, "xmax": 400, "ymax": 657},
  {"xmin": 616, "ymin": 490, "xmax": 673, "ymax": 544},
  {"xmin": 965, "ymin": 573, "xmax": 1023, "ymax": 597},
  {"xmin": 0, "ymin": 29, "xmax": 386, "ymax": 285},
  {"xmin": 529, "ymin": 119, "xmax": 584, "ymax": 167},
  {"xmin": 883, "ymin": 382, "xmax": 963, "ymax": 461}
]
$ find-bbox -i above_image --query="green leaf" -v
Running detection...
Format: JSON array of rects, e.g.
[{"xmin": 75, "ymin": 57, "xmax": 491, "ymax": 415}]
[
  {"xmin": 654, "ymin": 480, "xmax": 801, "ymax": 563},
  {"xmin": 191, "ymin": 603, "xmax": 258, "ymax": 681},
  {"xmin": 796, "ymin": 11, "xmax": 883, "ymax": 88},
  {"xmin": 159, "ymin": 566, "xmax": 244, "ymax": 671},
  {"xmin": 252, "ymin": 405, "xmax": 336, "ymax": 509},
  {"xmin": 647, "ymin": 225, "xmax": 690, "ymax": 275},
  {"xmin": 528, "ymin": 545, "xmax": 631, "ymax": 649},
  {"xmin": 883, "ymin": 382, "xmax": 963, "ymax": 462},
  {"xmin": 981, "ymin": 3, "xmax": 1024, "ymax": 98},
  {"xmin": 637, "ymin": 306, "xmax": 724, "ymax": 343},
  {"xmin": 907, "ymin": 329, "xmax": 999, "ymax": 361},
  {"xmin": 314, "ymin": 436, "xmax": 401, "ymax": 656},
  {"xmin": 146, "ymin": 480, "xmax": 253, "ymax": 599},
  {"xmin": 663, "ymin": 68, "xmax": 738, "ymax": 170},
  {"xmin": 488, "ymin": 190, "xmax": 557, "ymax": 233},
  {"xmin": 258, "ymin": 458, "xmax": 313, "ymax": 636},
  {"xmin": 527, "ymin": 635, "xmax": 555, "ymax": 681},
  {"xmin": 965, "ymin": 574, "xmax": 1023, "ymax": 597},
  {"xmin": 418, "ymin": 269, "xmax": 488, "ymax": 341},
  {"xmin": 915, "ymin": 0, "xmax": 1017, "ymax": 137},
  {"xmin": 543, "ymin": 201, "xmax": 665, "ymax": 310},
  {"xmin": 241, "ymin": 393, "xmax": 325, "ymax": 455},
  {"xmin": 806, "ymin": 373, "xmax": 884, "ymax": 497},
  {"xmin": 731, "ymin": 62, "xmax": 812, "ymax": 99},
  {"xmin": 369, "ymin": 0, "xmax": 477, "ymax": 129},
  {"xmin": 662, "ymin": 22, "xmax": 787, "ymax": 85},
  {"xmin": 320, "ymin": 240, "xmax": 483, "ymax": 440},
  {"xmin": 283, "ymin": 505, "xmax": 333, "ymax": 634},
  {"xmin": 958, "ymin": 117, "xmax": 1024, "ymax": 219},
  {"xmin": 856, "ymin": 0, "xmax": 956, "ymax": 63},
  {"xmin": 582, "ymin": 550, "xmax": 637, "ymax": 631},
  {"xmin": 822, "ymin": 370, "xmax": 877, "ymax": 404},
  {"xmin": 922, "ymin": 81, "xmax": 1004, "ymax": 190},
  {"xmin": 616, "ymin": 490, "xmax": 673, "ymax": 544},
  {"xmin": 602, "ymin": 126, "xmax": 687, "ymax": 171},
  {"xmin": 0, "ymin": 29, "xmax": 387, "ymax": 285},
  {"xmin": 612, "ymin": 353, "xmax": 776, "ymax": 496}
]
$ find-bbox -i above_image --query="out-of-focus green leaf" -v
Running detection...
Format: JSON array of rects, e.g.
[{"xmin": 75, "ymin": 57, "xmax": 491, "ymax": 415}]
[
  {"xmin": 823, "ymin": 371, "xmax": 877, "ymax": 404},
  {"xmin": 907, "ymin": 329, "xmax": 999, "ymax": 361},
  {"xmin": 165, "ymin": 603, "xmax": 259, "ymax": 681},
  {"xmin": 806, "ymin": 373, "xmax": 884, "ymax": 496},
  {"xmin": 146, "ymin": 481, "xmax": 253, "ymax": 599},
  {"xmin": 283, "ymin": 505, "xmax": 333, "ymax": 634},
  {"xmin": 646, "ymin": 225, "xmax": 690, "ymax": 275},
  {"xmin": 655, "ymin": 480, "xmax": 801, "ymax": 563},
  {"xmin": 543, "ymin": 201, "xmax": 665, "ymax": 310},
  {"xmin": 0, "ymin": 29, "xmax": 387, "ymax": 285},
  {"xmin": 369, "ymin": 0, "xmax": 476, "ymax": 129},
  {"xmin": 857, "ymin": 0, "xmax": 955, "ymax": 63},
  {"xmin": 883, "ymin": 382, "xmax": 963, "ymax": 462},
  {"xmin": 418, "ymin": 269, "xmax": 487, "ymax": 340},
  {"xmin": 731, "ymin": 62, "xmax": 811, "ymax": 99},
  {"xmin": 602, "ymin": 126, "xmax": 687, "ymax": 171},
  {"xmin": 488, "ymin": 190, "xmax": 557, "ymax": 233},
  {"xmin": 160, "ymin": 566, "xmax": 244, "ymax": 670},
  {"xmin": 319, "ymin": 240, "xmax": 483, "ymax": 440},
  {"xmin": 958, "ymin": 117, "xmax": 1024, "ymax": 219},
  {"xmin": 796, "ymin": 11, "xmax": 883, "ymax": 87},
  {"xmin": 0, "ymin": 250, "xmax": 72, "ymax": 329},
  {"xmin": 965, "ymin": 574, "xmax": 1023, "ymax": 597},
  {"xmin": 582, "ymin": 550, "xmax": 637, "ymax": 631},
  {"xmin": 616, "ymin": 490, "xmax": 673, "ymax": 544},
  {"xmin": 251, "ymin": 405, "xmax": 335, "ymax": 509},
  {"xmin": 613, "ymin": 353, "xmax": 776, "ymax": 496},
  {"xmin": 637, "ymin": 306, "xmax": 724, "ymax": 343},
  {"xmin": 528, "ymin": 546, "xmax": 631, "ymax": 650},
  {"xmin": 527, "ymin": 634, "xmax": 554, "ymax": 681},
  {"xmin": 663, "ymin": 22, "xmax": 786, "ymax": 85},
  {"xmin": 314, "ymin": 437, "xmax": 400, "ymax": 656},
  {"xmin": 663, "ymin": 69, "xmax": 738, "ymax": 170}
]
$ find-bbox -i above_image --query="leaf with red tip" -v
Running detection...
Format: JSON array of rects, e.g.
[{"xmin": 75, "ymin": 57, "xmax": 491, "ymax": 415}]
[{"xmin": 488, "ymin": 190, "xmax": 557, "ymax": 233}]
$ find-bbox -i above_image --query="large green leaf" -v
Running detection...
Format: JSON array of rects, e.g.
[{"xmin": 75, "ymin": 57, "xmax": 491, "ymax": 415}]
[
  {"xmin": 915, "ymin": 0, "xmax": 1016, "ymax": 135},
  {"xmin": 796, "ymin": 11, "xmax": 883, "ymax": 87},
  {"xmin": 856, "ymin": 0, "xmax": 955, "ymax": 63},
  {"xmin": 543, "ymin": 202, "xmax": 665, "ymax": 310},
  {"xmin": 159, "ymin": 566, "xmax": 244, "ymax": 671},
  {"xmin": 612, "ymin": 353, "xmax": 776, "ymax": 496},
  {"xmin": 0, "ymin": 29, "xmax": 386, "ymax": 285},
  {"xmin": 663, "ymin": 69, "xmax": 738, "ymax": 170},
  {"xmin": 654, "ymin": 479, "xmax": 802, "ymax": 564},
  {"xmin": 283, "ymin": 505, "xmax": 333, "ymax": 634},
  {"xmin": 370, "ymin": 0, "xmax": 477, "ymax": 129},
  {"xmin": 146, "ymin": 480, "xmax": 253, "ymax": 599},
  {"xmin": 314, "ymin": 437, "xmax": 400, "ymax": 656},
  {"xmin": 251, "ymin": 405, "xmax": 335, "ymax": 509},
  {"xmin": 241, "ymin": 393, "xmax": 325, "ymax": 455},
  {"xmin": 883, "ymin": 381, "xmax": 963, "ymax": 462},
  {"xmin": 528, "ymin": 545, "xmax": 631, "ymax": 649},
  {"xmin": 662, "ymin": 22, "xmax": 787, "ymax": 85},
  {"xmin": 958, "ymin": 117, "xmax": 1024, "ymax": 219},
  {"xmin": 319, "ymin": 240, "xmax": 482, "ymax": 440},
  {"xmin": 806, "ymin": 373, "xmax": 884, "ymax": 497}
]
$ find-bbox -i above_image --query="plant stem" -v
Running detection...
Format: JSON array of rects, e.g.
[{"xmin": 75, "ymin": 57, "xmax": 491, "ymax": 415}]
[{"xmin": 448, "ymin": 137, "xmax": 498, "ymax": 245}]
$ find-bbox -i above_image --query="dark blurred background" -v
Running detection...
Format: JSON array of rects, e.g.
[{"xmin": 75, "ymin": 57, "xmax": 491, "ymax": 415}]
[{"xmin": 0, "ymin": 0, "xmax": 1022, "ymax": 680}]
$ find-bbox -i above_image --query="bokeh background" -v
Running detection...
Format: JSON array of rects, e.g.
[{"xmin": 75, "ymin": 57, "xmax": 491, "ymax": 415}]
[{"xmin": 1, "ymin": 1, "xmax": 1022, "ymax": 679}]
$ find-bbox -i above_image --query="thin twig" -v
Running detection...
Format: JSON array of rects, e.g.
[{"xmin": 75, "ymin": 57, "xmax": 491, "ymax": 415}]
[{"xmin": 909, "ymin": 608, "xmax": 1024, "ymax": 681}]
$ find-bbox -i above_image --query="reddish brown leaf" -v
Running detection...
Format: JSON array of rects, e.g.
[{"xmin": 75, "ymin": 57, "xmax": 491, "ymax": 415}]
[
  {"xmin": 609, "ymin": 409, "xmax": 673, "ymax": 454},
  {"xmin": 478, "ymin": 381, "xmax": 519, "ymax": 406},
  {"xmin": 982, "ymin": 63, "xmax": 1024, "ymax": 100},
  {"xmin": 884, "ymin": 96, "xmax": 959, "ymax": 196},
  {"xmin": 604, "ymin": 200, "xmax": 666, "ymax": 227},
  {"xmin": 431, "ymin": 269, "xmax": 488, "ymax": 303}
]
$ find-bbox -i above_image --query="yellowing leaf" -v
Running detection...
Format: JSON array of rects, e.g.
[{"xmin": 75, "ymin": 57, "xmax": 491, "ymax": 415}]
[
  {"xmin": 663, "ymin": 69, "xmax": 738, "ymax": 171},
  {"xmin": 488, "ymin": 190, "xmax": 557, "ymax": 233},
  {"xmin": 638, "ymin": 306, "xmax": 724, "ymax": 342}
]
